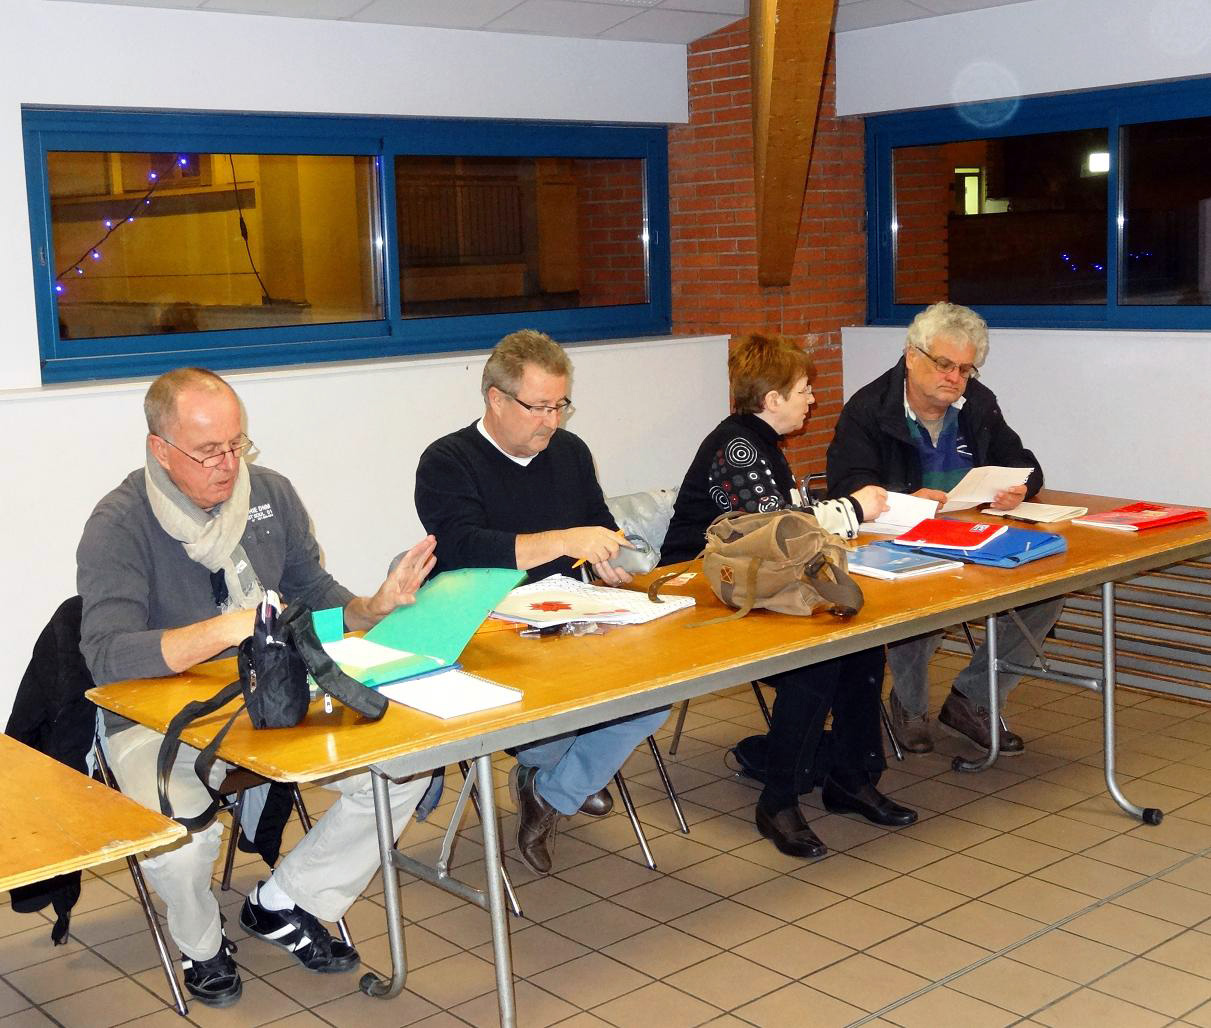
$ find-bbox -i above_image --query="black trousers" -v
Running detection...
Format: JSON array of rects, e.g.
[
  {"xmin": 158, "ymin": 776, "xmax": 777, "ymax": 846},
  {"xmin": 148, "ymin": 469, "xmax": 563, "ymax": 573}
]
[{"xmin": 758, "ymin": 645, "xmax": 887, "ymax": 810}]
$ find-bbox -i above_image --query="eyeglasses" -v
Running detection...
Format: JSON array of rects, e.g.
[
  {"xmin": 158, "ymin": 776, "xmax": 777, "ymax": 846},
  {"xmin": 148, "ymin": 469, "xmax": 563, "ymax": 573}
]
[
  {"xmin": 912, "ymin": 344, "xmax": 980, "ymax": 380},
  {"xmin": 501, "ymin": 391, "xmax": 575, "ymax": 418},
  {"xmin": 160, "ymin": 433, "xmax": 256, "ymax": 469}
]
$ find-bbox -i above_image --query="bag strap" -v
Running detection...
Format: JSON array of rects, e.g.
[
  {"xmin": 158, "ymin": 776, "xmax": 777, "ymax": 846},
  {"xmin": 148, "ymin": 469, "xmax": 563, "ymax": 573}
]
[
  {"xmin": 690, "ymin": 556, "xmax": 761, "ymax": 629},
  {"xmin": 156, "ymin": 678, "xmax": 244, "ymax": 830},
  {"xmin": 803, "ymin": 553, "xmax": 864, "ymax": 618},
  {"xmin": 282, "ymin": 605, "xmax": 389, "ymax": 721}
]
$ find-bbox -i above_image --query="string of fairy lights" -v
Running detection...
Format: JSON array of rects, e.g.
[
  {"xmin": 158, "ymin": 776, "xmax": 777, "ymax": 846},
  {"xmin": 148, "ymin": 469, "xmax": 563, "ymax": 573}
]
[{"xmin": 54, "ymin": 154, "xmax": 272, "ymax": 304}]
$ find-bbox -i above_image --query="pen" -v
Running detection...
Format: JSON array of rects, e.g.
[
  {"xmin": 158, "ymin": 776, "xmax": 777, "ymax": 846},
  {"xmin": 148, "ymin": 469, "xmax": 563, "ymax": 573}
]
[{"xmin": 520, "ymin": 623, "xmax": 565, "ymax": 638}]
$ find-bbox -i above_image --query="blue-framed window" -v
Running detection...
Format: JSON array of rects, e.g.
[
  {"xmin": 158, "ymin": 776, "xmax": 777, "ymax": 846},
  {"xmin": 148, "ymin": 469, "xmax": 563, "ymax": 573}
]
[
  {"xmin": 866, "ymin": 78, "xmax": 1211, "ymax": 329},
  {"xmin": 23, "ymin": 108, "xmax": 671, "ymax": 383}
]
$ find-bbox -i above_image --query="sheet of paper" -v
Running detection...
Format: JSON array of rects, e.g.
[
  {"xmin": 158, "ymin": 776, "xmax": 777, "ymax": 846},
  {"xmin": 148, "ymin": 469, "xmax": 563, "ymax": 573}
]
[
  {"xmin": 377, "ymin": 668, "xmax": 522, "ymax": 719},
  {"xmin": 492, "ymin": 574, "xmax": 695, "ymax": 627},
  {"xmin": 940, "ymin": 466, "xmax": 1033, "ymax": 512},
  {"xmin": 862, "ymin": 491, "xmax": 938, "ymax": 534}
]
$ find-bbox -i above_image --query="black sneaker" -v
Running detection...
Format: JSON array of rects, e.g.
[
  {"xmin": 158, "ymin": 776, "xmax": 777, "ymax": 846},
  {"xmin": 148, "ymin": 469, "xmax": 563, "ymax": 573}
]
[
  {"xmin": 182, "ymin": 936, "xmax": 241, "ymax": 1008},
  {"xmin": 239, "ymin": 885, "xmax": 359, "ymax": 973}
]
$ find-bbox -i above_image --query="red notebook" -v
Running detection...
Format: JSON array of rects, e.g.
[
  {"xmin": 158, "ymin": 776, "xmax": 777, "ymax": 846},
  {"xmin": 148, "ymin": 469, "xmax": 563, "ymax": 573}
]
[
  {"xmin": 892, "ymin": 519, "xmax": 1008, "ymax": 551},
  {"xmin": 1071, "ymin": 502, "xmax": 1207, "ymax": 532}
]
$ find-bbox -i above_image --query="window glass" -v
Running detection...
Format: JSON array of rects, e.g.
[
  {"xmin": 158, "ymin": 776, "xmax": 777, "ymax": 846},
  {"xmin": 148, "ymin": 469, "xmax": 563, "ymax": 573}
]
[
  {"xmin": 48, "ymin": 151, "xmax": 382, "ymax": 340},
  {"xmin": 893, "ymin": 128, "xmax": 1109, "ymax": 306},
  {"xmin": 395, "ymin": 156, "xmax": 648, "ymax": 317},
  {"xmin": 1122, "ymin": 116, "xmax": 1211, "ymax": 306}
]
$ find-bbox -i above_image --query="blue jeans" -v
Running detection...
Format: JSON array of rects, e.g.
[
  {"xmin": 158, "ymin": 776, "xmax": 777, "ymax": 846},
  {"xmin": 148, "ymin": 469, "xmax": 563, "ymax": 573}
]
[
  {"xmin": 517, "ymin": 708, "xmax": 669, "ymax": 815},
  {"xmin": 888, "ymin": 597, "xmax": 1064, "ymax": 716}
]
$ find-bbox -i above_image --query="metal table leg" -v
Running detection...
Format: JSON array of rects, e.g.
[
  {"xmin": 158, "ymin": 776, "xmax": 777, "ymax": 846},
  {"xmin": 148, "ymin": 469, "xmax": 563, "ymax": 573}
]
[
  {"xmin": 1100, "ymin": 581, "xmax": 1164, "ymax": 825},
  {"xmin": 359, "ymin": 770, "xmax": 407, "ymax": 998},
  {"xmin": 474, "ymin": 753, "xmax": 517, "ymax": 1027},
  {"xmin": 954, "ymin": 613, "xmax": 1001, "ymax": 772}
]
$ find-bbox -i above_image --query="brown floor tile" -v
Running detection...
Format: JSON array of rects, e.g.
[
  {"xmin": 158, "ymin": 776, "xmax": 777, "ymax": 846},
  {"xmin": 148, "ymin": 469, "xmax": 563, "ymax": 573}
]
[
  {"xmin": 453, "ymin": 978, "xmax": 578, "ymax": 1027},
  {"xmin": 0, "ymin": 925, "xmax": 88, "ymax": 976},
  {"xmin": 600, "ymin": 923, "xmax": 720, "ymax": 979},
  {"xmin": 733, "ymin": 982, "xmax": 864, "ymax": 1027},
  {"xmin": 868, "ymin": 924, "xmax": 989, "ymax": 980},
  {"xmin": 591, "ymin": 980, "xmax": 721, "ymax": 1028},
  {"xmin": 1095, "ymin": 957, "xmax": 1211, "ymax": 1018},
  {"xmin": 730, "ymin": 875, "xmax": 841, "ymax": 922},
  {"xmin": 926, "ymin": 899, "xmax": 1046, "ymax": 951},
  {"xmin": 1009, "ymin": 813, "xmax": 1116, "ymax": 853},
  {"xmin": 847, "ymin": 833, "xmax": 952, "ymax": 874},
  {"xmin": 1032, "ymin": 853, "xmax": 1144, "ymax": 898},
  {"xmin": 511, "ymin": 876, "xmax": 600, "ymax": 923},
  {"xmin": 313, "ymin": 984, "xmax": 439, "ymax": 1027},
  {"xmin": 910, "ymin": 853, "xmax": 1020, "ymax": 898},
  {"xmin": 854, "ymin": 875, "xmax": 967, "ymax": 922},
  {"xmin": 41, "ymin": 976, "xmax": 165, "ymax": 1028},
  {"xmin": 1130, "ymin": 814, "xmax": 1211, "ymax": 853},
  {"xmin": 669, "ymin": 899, "xmax": 783, "ymax": 949},
  {"xmin": 617, "ymin": 833, "xmax": 720, "ymax": 872},
  {"xmin": 887, "ymin": 778, "xmax": 984, "ymax": 813},
  {"xmin": 180, "ymin": 975, "xmax": 303, "ymax": 1027},
  {"xmin": 557, "ymin": 852, "xmax": 662, "ymax": 898},
  {"xmin": 1009, "ymin": 928, "xmax": 1132, "ymax": 983},
  {"xmin": 733, "ymin": 923, "xmax": 852, "ymax": 979},
  {"xmin": 0, "ymin": 981, "xmax": 32, "ymax": 1019},
  {"xmin": 950, "ymin": 796, "xmax": 1048, "ymax": 832},
  {"xmin": 803, "ymin": 952, "xmax": 930, "ymax": 1012},
  {"xmin": 611, "ymin": 876, "xmax": 717, "ymax": 921},
  {"xmin": 1083, "ymin": 833, "xmax": 1191, "ymax": 875},
  {"xmin": 1031, "ymin": 986, "xmax": 1169, "ymax": 1027},
  {"xmin": 799, "ymin": 898, "xmax": 916, "ymax": 949},
  {"xmin": 979, "ymin": 876, "xmax": 1093, "ymax": 922},
  {"xmin": 671, "ymin": 853, "xmax": 779, "ymax": 896},
  {"xmin": 546, "ymin": 898, "xmax": 658, "ymax": 948},
  {"xmin": 1145, "ymin": 929, "xmax": 1211, "ymax": 979},
  {"xmin": 3, "ymin": 947, "xmax": 123, "ymax": 1004},
  {"xmin": 399, "ymin": 951, "xmax": 498, "ymax": 1010},
  {"xmin": 895, "ymin": 813, "xmax": 1000, "ymax": 851},
  {"xmin": 883, "ymin": 985, "xmax": 1018, "ymax": 1028},
  {"xmin": 1064, "ymin": 902, "xmax": 1184, "ymax": 951},
  {"xmin": 947, "ymin": 956, "xmax": 1073, "ymax": 1015},
  {"xmin": 529, "ymin": 951, "xmax": 652, "ymax": 1009},
  {"xmin": 1114, "ymin": 877, "xmax": 1211, "ymax": 927},
  {"xmin": 665, "ymin": 951, "xmax": 790, "ymax": 1012},
  {"xmin": 790, "ymin": 852, "xmax": 899, "ymax": 895},
  {"xmin": 1164, "ymin": 856, "xmax": 1211, "ymax": 895}
]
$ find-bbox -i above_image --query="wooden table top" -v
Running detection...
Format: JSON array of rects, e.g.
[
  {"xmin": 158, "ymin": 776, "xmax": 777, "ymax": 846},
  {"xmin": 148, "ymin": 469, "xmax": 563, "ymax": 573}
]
[
  {"xmin": 88, "ymin": 490, "xmax": 1211, "ymax": 785},
  {"xmin": 0, "ymin": 735, "xmax": 185, "ymax": 893}
]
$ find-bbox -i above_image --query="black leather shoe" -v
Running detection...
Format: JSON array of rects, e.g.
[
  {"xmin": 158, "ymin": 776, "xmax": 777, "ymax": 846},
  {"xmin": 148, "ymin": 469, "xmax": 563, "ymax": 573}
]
[
  {"xmin": 508, "ymin": 764, "xmax": 560, "ymax": 874},
  {"xmin": 939, "ymin": 690, "xmax": 1025, "ymax": 754},
  {"xmin": 822, "ymin": 777, "xmax": 918, "ymax": 827},
  {"xmin": 755, "ymin": 803, "xmax": 828, "ymax": 860},
  {"xmin": 578, "ymin": 787, "xmax": 613, "ymax": 817}
]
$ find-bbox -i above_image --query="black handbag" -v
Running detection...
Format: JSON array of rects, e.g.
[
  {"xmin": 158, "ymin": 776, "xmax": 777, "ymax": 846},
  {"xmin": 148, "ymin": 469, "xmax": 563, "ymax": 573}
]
[{"xmin": 156, "ymin": 602, "xmax": 389, "ymax": 829}]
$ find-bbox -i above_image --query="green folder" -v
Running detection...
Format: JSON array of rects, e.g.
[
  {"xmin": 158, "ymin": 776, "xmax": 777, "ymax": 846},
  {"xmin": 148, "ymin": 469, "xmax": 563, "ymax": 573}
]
[{"xmin": 313, "ymin": 566, "xmax": 525, "ymax": 688}]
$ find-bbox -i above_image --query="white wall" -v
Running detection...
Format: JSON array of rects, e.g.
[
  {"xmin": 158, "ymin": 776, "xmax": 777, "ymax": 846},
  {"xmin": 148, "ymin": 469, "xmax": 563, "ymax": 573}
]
[
  {"xmin": 1, "ymin": 334, "xmax": 728, "ymax": 723},
  {"xmin": 0, "ymin": 1, "xmax": 708, "ymax": 723},
  {"xmin": 835, "ymin": 0, "xmax": 1211, "ymax": 117},
  {"xmin": 841, "ymin": 326, "xmax": 1211, "ymax": 506}
]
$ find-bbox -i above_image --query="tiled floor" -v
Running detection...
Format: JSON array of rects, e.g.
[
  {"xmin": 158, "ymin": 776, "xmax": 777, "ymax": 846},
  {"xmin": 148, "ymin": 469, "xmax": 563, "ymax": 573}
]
[{"xmin": 6, "ymin": 652, "xmax": 1211, "ymax": 1027}]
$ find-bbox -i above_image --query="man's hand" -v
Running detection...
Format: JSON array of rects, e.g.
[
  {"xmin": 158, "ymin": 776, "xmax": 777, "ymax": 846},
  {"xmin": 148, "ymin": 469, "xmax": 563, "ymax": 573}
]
[
  {"xmin": 912, "ymin": 488, "xmax": 949, "ymax": 504},
  {"xmin": 591, "ymin": 560, "xmax": 633, "ymax": 587},
  {"xmin": 851, "ymin": 485, "xmax": 890, "ymax": 521},
  {"xmin": 346, "ymin": 535, "xmax": 438, "ymax": 630},
  {"xmin": 160, "ymin": 607, "xmax": 256, "ymax": 673},
  {"xmin": 989, "ymin": 484, "xmax": 1028, "ymax": 511},
  {"xmin": 561, "ymin": 526, "xmax": 630, "ymax": 565}
]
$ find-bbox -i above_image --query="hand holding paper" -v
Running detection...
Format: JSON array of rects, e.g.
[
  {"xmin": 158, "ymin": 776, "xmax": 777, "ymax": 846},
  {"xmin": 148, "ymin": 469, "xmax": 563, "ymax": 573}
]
[{"xmin": 939, "ymin": 467, "xmax": 1033, "ymax": 513}]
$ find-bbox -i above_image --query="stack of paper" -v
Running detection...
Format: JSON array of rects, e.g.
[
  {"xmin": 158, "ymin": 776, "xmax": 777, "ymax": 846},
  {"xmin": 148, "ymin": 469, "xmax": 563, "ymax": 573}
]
[
  {"xmin": 861, "ymin": 492, "xmax": 938, "ymax": 536},
  {"xmin": 378, "ymin": 668, "xmax": 522, "ymax": 719},
  {"xmin": 981, "ymin": 502, "xmax": 1088, "ymax": 523},
  {"xmin": 939, "ymin": 466, "xmax": 1034, "ymax": 512},
  {"xmin": 493, "ymin": 574, "xmax": 695, "ymax": 627},
  {"xmin": 847, "ymin": 543, "xmax": 962, "ymax": 580}
]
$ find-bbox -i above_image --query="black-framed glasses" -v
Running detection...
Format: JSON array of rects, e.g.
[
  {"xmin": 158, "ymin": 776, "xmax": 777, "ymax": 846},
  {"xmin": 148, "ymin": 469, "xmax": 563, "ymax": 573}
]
[
  {"xmin": 501, "ymin": 391, "xmax": 574, "ymax": 418},
  {"xmin": 159, "ymin": 433, "xmax": 255, "ymax": 469},
  {"xmin": 912, "ymin": 344, "xmax": 980, "ymax": 380}
]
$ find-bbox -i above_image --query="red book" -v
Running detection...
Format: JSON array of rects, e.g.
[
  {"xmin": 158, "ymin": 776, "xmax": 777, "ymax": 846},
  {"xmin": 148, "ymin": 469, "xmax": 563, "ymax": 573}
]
[
  {"xmin": 1071, "ymin": 502, "xmax": 1207, "ymax": 532},
  {"xmin": 892, "ymin": 519, "xmax": 1008, "ymax": 551}
]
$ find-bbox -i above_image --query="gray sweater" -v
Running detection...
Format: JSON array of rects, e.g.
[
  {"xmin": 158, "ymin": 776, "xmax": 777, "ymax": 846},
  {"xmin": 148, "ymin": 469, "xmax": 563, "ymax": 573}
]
[{"xmin": 77, "ymin": 465, "xmax": 353, "ymax": 693}]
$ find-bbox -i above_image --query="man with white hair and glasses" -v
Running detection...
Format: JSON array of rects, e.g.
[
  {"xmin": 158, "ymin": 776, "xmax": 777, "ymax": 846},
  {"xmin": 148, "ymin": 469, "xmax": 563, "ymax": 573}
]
[{"xmin": 827, "ymin": 302, "xmax": 1063, "ymax": 756}]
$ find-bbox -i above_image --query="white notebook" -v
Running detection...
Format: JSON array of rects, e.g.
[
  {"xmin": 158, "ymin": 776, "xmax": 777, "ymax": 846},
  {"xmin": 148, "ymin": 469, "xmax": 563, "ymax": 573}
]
[
  {"xmin": 377, "ymin": 668, "xmax": 521, "ymax": 719},
  {"xmin": 493, "ymin": 574, "xmax": 695, "ymax": 627}
]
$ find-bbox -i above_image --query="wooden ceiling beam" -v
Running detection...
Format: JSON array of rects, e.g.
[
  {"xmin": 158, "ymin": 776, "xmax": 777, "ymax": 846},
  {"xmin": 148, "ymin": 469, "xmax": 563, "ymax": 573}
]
[{"xmin": 750, "ymin": 0, "xmax": 836, "ymax": 286}]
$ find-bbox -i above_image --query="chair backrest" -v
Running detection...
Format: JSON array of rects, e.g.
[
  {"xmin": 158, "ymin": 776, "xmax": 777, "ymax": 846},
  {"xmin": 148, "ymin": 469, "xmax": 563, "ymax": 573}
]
[{"xmin": 605, "ymin": 488, "xmax": 679, "ymax": 565}]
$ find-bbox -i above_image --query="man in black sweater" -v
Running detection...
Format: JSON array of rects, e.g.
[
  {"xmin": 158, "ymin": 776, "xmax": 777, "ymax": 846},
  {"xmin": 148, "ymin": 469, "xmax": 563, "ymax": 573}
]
[{"xmin": 414, "ymin": 330, "xmax": 667, "ymax": 874}]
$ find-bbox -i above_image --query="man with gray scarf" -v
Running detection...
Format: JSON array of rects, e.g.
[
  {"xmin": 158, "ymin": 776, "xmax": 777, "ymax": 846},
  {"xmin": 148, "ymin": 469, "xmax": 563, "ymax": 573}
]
[{"xmin": 77, "ymin": 367, "xmax": 437, "ymax": 1009}]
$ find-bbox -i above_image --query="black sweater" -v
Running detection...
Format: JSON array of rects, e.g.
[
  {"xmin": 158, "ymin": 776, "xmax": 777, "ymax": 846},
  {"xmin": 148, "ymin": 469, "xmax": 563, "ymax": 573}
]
[{"xmin": 414, "ymin": 423, "xmax": 617, "ymax": 581}]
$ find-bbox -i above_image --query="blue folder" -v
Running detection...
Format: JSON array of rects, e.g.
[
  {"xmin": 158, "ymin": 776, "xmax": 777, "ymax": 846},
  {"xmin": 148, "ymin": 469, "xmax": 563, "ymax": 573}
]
[{"xmin": 885, "ymin": 527, "xmax": 1067, "ymax": 568}]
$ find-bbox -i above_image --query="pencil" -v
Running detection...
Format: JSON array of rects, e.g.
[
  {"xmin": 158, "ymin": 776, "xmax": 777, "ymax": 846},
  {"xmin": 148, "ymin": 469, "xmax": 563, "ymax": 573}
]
[{"xmin": 571, "ymin": 529, "xmax": 627, "ymax": 569}]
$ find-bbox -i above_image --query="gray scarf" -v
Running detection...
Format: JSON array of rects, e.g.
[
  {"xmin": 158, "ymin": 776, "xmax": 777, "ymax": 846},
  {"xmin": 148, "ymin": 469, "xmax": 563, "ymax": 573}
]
[{"xmin": 144, "ymin": 443, "xmax": 265, "ymax": 611}]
